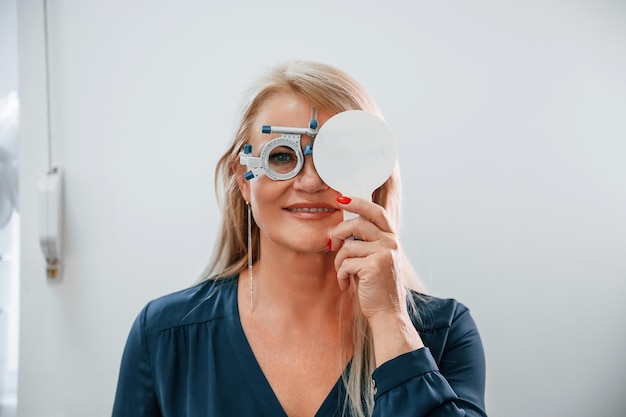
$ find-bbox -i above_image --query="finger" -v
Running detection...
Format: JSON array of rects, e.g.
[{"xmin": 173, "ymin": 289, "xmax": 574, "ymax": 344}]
[
  {"xmin": 336, "ymin": 196, "xmax": 395, "ymax": 234},
  {"xmin": 336, "ymin": 258, "xmax": 364, "ymax": 292},
  {"xmin": 337, "ymin": 248, "xmax": 397, "ymax": 280},
  {"xmin": 332, "ymin": 236, "xmax": 395, "ymax": 266},
  {"xmin": 336, "ymin": 256, "xmax": 387, "ymax": 294},
  {"xmin": 331, "ymin": 218, "xmax": 395, "ymax": 248},
  {"xmin": 333, "ymin": 238, "xmax": 371, "ymax": 272},
  {"xmin": 336, "ymin": 270, "xmax": 351, "ymax": 292}
]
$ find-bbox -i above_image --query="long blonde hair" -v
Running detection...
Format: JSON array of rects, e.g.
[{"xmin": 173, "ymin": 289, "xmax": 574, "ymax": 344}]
[{"xmin": 201, "ymin": 60, "xmax": 424, "ymax": 417}]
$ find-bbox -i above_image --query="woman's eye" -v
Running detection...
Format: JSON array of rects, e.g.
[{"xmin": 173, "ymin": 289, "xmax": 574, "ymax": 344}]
[
  {"xmin": 271, "ymin": 153, "xmax": 292, "ymax": 162},
  {"xmin": 269, "ymin": 149, "xmax": 296, "ymax": 164}
]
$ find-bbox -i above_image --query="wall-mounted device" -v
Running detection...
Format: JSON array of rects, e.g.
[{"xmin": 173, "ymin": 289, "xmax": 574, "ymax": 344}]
[{"xmin": 39, "ymin": 168, "xmax": 63, "ymax": 279}]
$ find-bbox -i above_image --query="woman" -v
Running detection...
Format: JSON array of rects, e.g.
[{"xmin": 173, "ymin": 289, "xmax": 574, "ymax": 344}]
[{"xmin": 112, "ymin": 60, "xmax": 487, "ymax": 417}]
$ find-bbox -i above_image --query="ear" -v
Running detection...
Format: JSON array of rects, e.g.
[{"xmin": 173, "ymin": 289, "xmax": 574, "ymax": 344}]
[{"xmin": 233, "ymin": 156, "xmax": 251, "ymax": 203}]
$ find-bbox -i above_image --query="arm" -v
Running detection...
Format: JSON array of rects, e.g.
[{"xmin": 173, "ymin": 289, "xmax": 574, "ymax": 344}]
[
  {"xmin": 331, "ymin": 196, "xmax": 487, "ymax": 416},
  {"xmin": 372, "ymin": 348, "xmax": 463, "ymax": 416},
  {"xmin": 371, "ymin": 305, "xmax": 487, "ymax": 417},
  {"xmin": 112, "ymin": 306, "xmax": 162, "ymax": 417}
]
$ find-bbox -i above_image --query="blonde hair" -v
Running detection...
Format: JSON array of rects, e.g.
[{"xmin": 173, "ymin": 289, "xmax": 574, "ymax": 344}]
[{"xmin": 201, "ymin": 60, "xmax": 424, "ymax": 417}]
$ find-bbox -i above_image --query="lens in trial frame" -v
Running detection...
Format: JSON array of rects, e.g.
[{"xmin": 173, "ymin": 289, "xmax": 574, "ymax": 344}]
[
  {"xmin": 266, "ymin": 146, "xmax": 299, "ymax": 174},
  {"xmin": 259, "ymin": 136, "xmax": 304, "ymax": 180}
]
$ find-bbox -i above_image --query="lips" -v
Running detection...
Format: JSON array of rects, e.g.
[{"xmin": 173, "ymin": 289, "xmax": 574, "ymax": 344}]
[
  {"xmin": 284, "ymin": 203, "xmax": 339, "ymax": 218},
  {"xmin": 286, "ymin": 207, "xmax": 336, "ymax": 213}
]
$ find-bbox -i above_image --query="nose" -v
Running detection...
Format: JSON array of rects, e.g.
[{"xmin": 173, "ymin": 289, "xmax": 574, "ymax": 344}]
[{"xmin": 293, "ymin": 155, "xmax": 328, "ymax": 193}]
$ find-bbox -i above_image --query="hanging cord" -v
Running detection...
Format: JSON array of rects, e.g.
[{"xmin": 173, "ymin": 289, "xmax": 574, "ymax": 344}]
[
  {"xmin": 247, "ymin": 202, "xmax": 254, "ymax": 312},
  {"xmin": 43, "ymin": 0, "xmax": 54, "ymax": 173}
]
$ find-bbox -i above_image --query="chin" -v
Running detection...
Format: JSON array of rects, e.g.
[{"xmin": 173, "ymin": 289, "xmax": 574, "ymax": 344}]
[{"xmin": 284, "ymin": 232, "xmax": 330, "ymax": 254}]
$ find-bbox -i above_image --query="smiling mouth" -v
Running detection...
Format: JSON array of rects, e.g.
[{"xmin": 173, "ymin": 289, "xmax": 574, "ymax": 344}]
[{"xmin": 286, "ymin": 207, "xmax": 337, "ymax": 213}]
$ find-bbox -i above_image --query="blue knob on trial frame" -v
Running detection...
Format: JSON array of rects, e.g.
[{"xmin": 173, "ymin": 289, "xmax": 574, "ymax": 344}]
[
  {"xmin": 304, "ymin": 120, "xmax": 316, "ymax": 155},
  {"xmin": 241, "ymin": 144, "xmax": 257, "ymax": 180}
]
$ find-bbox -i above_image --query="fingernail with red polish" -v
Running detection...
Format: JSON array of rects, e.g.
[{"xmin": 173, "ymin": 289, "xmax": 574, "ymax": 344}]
[
  {"xmin": 336, "ymin": 196, "xmax": 351, "ymax": 204},
  {"xmin": 327, "ymin": 239, "xmax": 333, "ymax": 251}
]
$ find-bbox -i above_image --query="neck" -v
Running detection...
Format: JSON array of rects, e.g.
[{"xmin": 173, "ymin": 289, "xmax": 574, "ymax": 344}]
[{"xmin": 247, "ymin": 237, "xmax": 347, "ymax": 322}]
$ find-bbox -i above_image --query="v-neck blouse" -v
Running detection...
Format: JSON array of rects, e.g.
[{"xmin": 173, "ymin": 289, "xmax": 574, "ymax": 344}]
[{"xmin": 112, "ymin": 276, "xmax": 487, "ymax": 417}]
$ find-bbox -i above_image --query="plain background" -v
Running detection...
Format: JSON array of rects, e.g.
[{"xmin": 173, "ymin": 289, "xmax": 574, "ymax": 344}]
[{"xmin": 9, "ymin": 0, "xmax": 626, "ymax": 416}]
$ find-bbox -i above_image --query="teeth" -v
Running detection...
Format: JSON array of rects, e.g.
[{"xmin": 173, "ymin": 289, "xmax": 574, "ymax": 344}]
[{"xmin": 289, "ymin": 207, "xmax": 335, "ymax": 213}]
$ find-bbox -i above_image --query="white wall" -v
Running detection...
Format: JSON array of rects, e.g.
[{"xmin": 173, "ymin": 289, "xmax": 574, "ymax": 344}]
[{"xmin": 16, "ymin": 1, "xmax": 626, "ymax": 416}]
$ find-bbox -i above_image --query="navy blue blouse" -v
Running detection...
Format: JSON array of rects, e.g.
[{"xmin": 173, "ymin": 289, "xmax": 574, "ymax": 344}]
[{"xmin": 112, "ymin": 276, "xmax": 487, "ymax": 416}]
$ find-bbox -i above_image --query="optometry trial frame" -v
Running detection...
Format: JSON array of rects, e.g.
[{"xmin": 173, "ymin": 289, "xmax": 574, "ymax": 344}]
[{"xmin": 239, "ymin": 107, "xmax": 319, "ymax": 181}]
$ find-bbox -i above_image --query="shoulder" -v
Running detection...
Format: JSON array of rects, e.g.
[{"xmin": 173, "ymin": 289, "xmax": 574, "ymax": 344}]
[
  {"xmin": 408, "ymin": 291, "xmax": 483, "ymax": 362},
  {"xmin": 138, "ymin": 275, "xmax": 239, "ymax": 336},
  {"xmin": 409, "ymin": 292, "xmax": 471, "ymax": 331}
]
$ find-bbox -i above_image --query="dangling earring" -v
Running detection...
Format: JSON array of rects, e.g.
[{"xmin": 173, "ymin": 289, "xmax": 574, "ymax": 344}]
[{"xmin": 247, "ymin": 201, "xmax": 254, "ymax": 312}]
